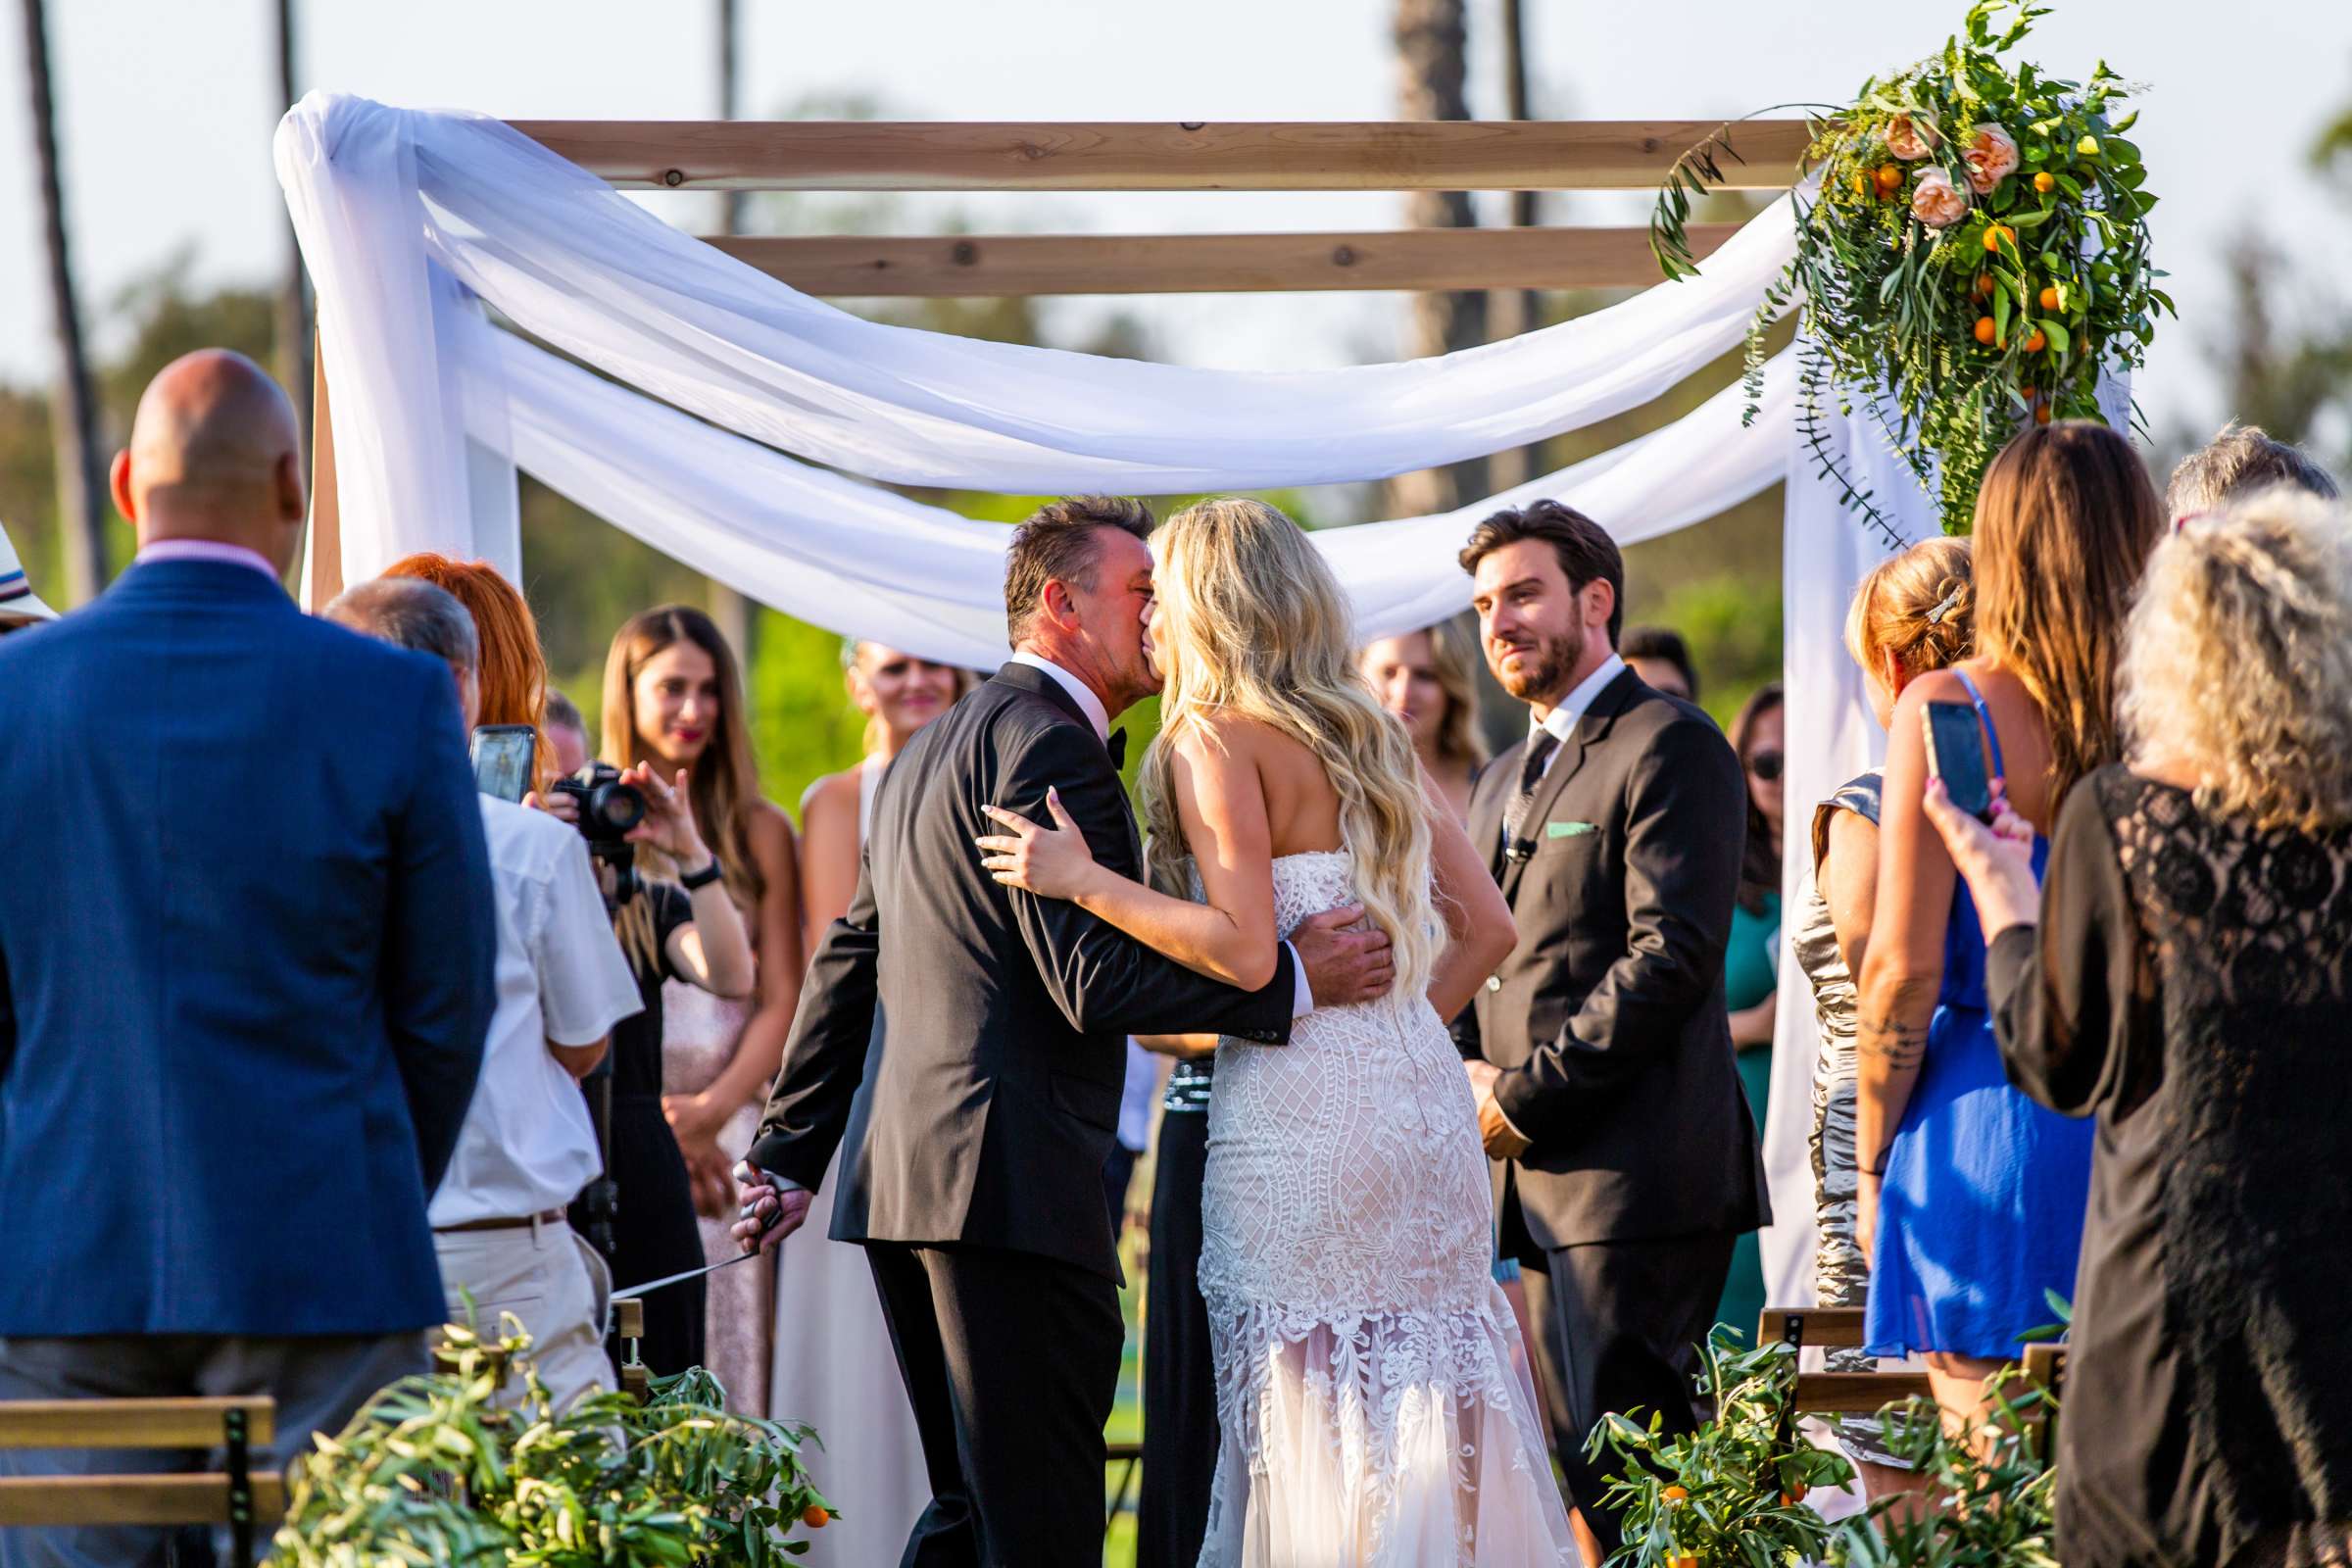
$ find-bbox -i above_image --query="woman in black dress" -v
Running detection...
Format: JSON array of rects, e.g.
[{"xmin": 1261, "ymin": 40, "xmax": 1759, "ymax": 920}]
[
  {"xmin": 1924, "ymin": 488, "xmax": 2352, "ymax": 1567},
  {"xmin": 553, "ymin": 759, "xmax": 755, "ymax": 1378}
]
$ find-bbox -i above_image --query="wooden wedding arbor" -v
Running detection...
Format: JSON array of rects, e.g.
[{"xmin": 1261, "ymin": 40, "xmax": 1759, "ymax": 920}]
[{"xmin": 301, "ymin": 116, "xmax": 1811, "ymax": 606}]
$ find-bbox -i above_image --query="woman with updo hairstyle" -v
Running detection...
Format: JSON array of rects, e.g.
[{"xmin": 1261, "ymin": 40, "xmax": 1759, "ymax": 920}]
[
  {"xmin": 1789, "ymin": 535, "xmax": 1972, "ymax": 1498},
  {"xmin": 1923, "ymin": 487, "xmax": 2352, "ymax": 1567},
  {"xmin": 1356, "ymin": 620, "xmax": 1489, "ymax": 824},
  {"xmin": 382, "ymin": 553, "xmax": 553, "ymax": 788},
  {"xmin": 773, "ymin": 639, "xmax": 970, "ymax": 1563},
  {"xmin": 1857, "ymin": 421, "xmax": 2162, "ymax": 1434}
]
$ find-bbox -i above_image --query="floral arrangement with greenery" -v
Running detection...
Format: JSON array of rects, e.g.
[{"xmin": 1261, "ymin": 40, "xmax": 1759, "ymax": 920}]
[
  {"xmin": 269, "ymin": 1317, "xmax": 836, "ymax": 1565},
  {"xmin": 1652, "ymin": 1, "xmax": 2170, "ymax": 539},
  {"xmin": 1585, "ymin": 1329, "xmax": 1857, "ymax": 1568}
]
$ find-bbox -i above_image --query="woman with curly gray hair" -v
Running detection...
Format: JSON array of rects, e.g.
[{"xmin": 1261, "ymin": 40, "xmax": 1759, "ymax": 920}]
[{"xmin": 1924, "ymin": 485, "xmax": 2352, "ymax": 1568}]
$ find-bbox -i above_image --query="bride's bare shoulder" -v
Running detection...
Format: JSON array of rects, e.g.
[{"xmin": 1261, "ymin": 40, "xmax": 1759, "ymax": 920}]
[{"xmin": 1175, "ymin": 710, "xmax": 1312, "ymax": 773}]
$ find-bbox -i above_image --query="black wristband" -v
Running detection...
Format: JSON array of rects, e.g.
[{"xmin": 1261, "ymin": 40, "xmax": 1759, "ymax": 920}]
[{"xmin": 680, "ymin": 858, "xmax": 725, "ymax": 891}]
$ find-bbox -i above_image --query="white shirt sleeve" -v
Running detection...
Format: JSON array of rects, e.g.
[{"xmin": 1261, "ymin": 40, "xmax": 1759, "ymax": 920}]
[
  {"xmin": 536, "ymin": 835, "xmax": 645, "ymax": 1046},
  {"xmin": 1287, "ymin": 941, "xmax": 1313, "ymax": 1016}
]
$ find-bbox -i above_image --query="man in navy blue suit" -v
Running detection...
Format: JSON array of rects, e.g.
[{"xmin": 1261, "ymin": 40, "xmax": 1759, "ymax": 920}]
[{"xmin": 0, "ymin": 350, "xmax": 496, "ymax": 1568}]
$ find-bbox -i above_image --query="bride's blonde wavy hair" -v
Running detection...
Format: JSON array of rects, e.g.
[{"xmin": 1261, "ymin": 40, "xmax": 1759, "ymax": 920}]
[{"xmin": 1141, "ymin": 498, "xmax": 1443, "ymax": 997}]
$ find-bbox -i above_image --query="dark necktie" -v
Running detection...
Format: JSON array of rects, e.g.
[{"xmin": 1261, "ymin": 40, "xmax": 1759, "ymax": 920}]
[
  {"xmin": 1106, "ymin": 727, "xmax": 1127, "ymax": 770},
  {"xmin": 1501, "ymin": 729, "xmax": 1561, "ymax": 852}
]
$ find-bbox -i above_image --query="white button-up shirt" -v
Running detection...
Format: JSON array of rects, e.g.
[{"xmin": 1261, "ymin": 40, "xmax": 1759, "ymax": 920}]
[{"xmin": 428, "ymin": 798, "xmax": 643, "ymax": 1227}]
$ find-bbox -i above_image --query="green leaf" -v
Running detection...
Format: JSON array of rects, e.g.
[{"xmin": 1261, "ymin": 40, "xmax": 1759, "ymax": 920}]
[
  {"xmin": 2039, "ymin": 318, "xmax": 2070, "ymax": 353},
  {"xmin": 1993, "ymin": 286, "xmax": 2012, "ymax": 344}
]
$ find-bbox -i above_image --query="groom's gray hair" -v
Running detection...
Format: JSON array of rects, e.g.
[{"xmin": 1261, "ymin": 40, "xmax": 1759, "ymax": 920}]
[{"xmin": 1003, "ymin": 495, "xmax": 1155, "ymax": 643}]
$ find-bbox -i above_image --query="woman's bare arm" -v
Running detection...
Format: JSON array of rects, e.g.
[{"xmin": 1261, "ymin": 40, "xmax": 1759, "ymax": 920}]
[
  {"xmin": 798, "ymin": 770, "xmax": 864, "ymax": 950},
  {"xmin": 1423, "ymin": 765, "xmax": 1517, "ymax": 1023},
  {"xmin": 978, "ymin": 720, "xmax": 1283, "ymax": 989},
  {"xmin": 1854, "ymin": 674, "xmax": 1966, "ymax": 1195}
]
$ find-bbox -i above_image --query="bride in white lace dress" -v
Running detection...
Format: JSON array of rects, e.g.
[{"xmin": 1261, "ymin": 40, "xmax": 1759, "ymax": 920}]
[{"xmin": 978, "ymin": 499, "xmax": 1576, "ymax": 1566}]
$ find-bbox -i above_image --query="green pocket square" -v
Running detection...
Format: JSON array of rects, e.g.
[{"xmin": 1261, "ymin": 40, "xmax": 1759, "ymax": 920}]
[{"xmin": 1545, "ymin": 819, "xmax": 1598, "ymax": 839}]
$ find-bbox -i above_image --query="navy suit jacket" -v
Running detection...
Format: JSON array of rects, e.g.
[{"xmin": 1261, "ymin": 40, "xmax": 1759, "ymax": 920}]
[{"xmin": 0, "ymin": 559, "xmax": 495, "ymax": 1337}]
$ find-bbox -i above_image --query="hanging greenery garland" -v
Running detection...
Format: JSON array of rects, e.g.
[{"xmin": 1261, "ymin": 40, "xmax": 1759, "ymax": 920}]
[{"xmin": 1652, "ymin": 1, "xmax": 2171, "ymax": 539}]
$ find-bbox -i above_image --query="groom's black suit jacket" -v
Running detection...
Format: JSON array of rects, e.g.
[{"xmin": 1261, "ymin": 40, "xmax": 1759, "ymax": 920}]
[
  {"xmin": 750, "ymin": 661, "xmax": 1296, "ymax": 1283},
  {"xmin": 1459, "ymin": 667, "xmax": 1768, "ymax": 1252}
]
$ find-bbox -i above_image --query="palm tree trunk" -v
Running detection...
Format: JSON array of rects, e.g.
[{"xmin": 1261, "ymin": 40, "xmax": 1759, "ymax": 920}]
[
  {"xmin": 21, "ymin": 0, "xmax": 106, "ymax": 604},
  {"xmin": 274, "ymin": 0, "xmax": 313, "ymax": 450},
  {"xmin": 1389, "ymin": 0, "xmax": 1487, "ymax": 516},
  {"xmin": 706, "ymin": 0, "xmax": 752, "ymax": 656}
]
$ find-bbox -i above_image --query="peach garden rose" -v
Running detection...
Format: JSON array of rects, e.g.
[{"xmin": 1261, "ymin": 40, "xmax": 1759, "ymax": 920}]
[
  {"xmin": 1963, "ymin": 123, "xmax": 2021, "ymax": 194},
  {"xmin": 1911, "ymin": 167, "xmax": 1970, "ymax": 228},
  {"xmin": 1884, "ymin": 116, "xmax": 1937, "ymax": 161}
]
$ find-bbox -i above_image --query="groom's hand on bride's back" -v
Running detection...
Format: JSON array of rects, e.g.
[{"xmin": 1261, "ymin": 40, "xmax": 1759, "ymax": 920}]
[{"xmin": 1293, "ymin": 905, "xmax": 1396, "ymax": 1007}]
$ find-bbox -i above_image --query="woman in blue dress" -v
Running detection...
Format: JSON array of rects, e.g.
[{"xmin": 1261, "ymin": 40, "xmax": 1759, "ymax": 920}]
[{"xmin": 1854, "ymin": 422, "xmax": 2164, "ymax": 1431}]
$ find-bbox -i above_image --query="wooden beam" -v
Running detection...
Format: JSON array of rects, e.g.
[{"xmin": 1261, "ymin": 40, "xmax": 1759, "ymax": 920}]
[
  {"xmin": 1792, "ymin": 1372, "xmax": 1934, "ymax": 1415},
  {"xmin": 0, "ymin": 1397, "xmax": 274, "ymax": 1450},
  {"xmin": 301, "ymin": 330, "xmax": 341, "ymax": 612},
  {"xmin": 1756, "ymin": 1305, "xmax": 1868, "ymax": 1349},
  {"xmin": 510, "ymin": 120, "xmax": 1812, "ymax": 192},
  {"xmin": 0, "ymin": 1473, "xmax": 286, "ymax": 1527},
  {"xmin": 702, "ymin": 224, "xmax": 1736, "ymax": 296}
]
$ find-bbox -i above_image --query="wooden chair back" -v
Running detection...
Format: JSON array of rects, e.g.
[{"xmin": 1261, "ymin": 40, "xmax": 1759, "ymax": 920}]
[{"xmin": 0, "ymin": 1396, "xmax": 280, "ymax": 1567}]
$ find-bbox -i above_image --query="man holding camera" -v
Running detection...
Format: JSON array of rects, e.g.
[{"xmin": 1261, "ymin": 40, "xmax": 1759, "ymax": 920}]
[{"xmin": 328, "ymin": 577, "xmax": 641, "ymax": 1411}]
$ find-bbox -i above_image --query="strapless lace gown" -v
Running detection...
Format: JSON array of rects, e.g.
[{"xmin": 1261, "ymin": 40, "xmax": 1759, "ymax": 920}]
[{"xmin": 1195, "ymin": 852, "xmax": 1576, "ymax": 1567}]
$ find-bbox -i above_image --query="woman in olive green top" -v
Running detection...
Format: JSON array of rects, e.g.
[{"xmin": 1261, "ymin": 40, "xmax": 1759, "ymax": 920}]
[{"xmin": 1715, "ymin": 682, "xmax": 1785, "ymax": 1344}]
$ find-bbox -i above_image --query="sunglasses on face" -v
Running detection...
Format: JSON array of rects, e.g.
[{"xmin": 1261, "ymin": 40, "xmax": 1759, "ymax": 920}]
[{"xmin": 1746, "ymin": 749, "xmax": 1785, "ymax": 783}]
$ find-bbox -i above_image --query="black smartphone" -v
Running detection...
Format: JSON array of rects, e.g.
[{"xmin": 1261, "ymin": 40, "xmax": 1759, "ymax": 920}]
[
  {"xmin": 1922, "ymin": 701, "xmax": 1995, "ymax": 822},
  {"xmin": 469, "ymin": 724, "xmax": 537, "ymax": 804}
]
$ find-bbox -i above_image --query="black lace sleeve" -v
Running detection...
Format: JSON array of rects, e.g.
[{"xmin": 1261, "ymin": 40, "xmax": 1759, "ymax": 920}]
[{"xmin": 1986, "ymin": 778, "xmax": 2140, "ymax": 1117}]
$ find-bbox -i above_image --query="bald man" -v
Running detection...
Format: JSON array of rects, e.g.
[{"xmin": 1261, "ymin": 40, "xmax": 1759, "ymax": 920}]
[{"xmin": 0, "ymin": 350, "xmax": 497, "ymax": 1568}]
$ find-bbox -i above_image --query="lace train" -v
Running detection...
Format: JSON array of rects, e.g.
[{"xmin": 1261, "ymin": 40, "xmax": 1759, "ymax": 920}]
[{"xmin": 1200, "ymin": 1297, "xmax": 1576, "ymax": 1567}]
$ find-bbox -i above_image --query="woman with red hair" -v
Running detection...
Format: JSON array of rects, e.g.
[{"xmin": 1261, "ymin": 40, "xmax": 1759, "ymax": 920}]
[{"xmin": 382, "ymin": 553, "xmax": 554, "ymax": 791}]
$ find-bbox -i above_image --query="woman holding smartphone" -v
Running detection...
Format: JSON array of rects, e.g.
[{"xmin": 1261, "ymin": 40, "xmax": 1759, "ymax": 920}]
[{"xmin": 1855, "ymin": 422, "xmax": 2160, "ymax": 1433}]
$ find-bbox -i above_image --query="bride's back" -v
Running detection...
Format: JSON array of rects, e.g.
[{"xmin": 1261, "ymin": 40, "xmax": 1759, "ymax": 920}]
[{"xmin": 1142, "ymin": 497, "xmax": 1440, "ymax": 991}]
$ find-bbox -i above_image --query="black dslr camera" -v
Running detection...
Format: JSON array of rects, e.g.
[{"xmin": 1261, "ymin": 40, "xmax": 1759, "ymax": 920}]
[{"xmin": 547, "ymin": 761, "xmax": 648, "ymax": 906}]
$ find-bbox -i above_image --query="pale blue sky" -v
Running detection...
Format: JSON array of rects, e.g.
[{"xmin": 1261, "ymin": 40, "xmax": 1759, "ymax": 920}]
[{"xmin": 3, "ymin": 0, "xmax": 2347, "ymax": 442}]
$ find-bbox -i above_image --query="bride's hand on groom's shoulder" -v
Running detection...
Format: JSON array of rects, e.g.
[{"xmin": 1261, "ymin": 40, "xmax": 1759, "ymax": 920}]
[{"xmin": 976, "ymin": 789, "xmax": 1099, "ymax": 900}]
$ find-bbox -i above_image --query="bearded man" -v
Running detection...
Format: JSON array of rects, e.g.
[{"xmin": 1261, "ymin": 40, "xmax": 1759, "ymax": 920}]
[{"xmin": 1455, "ymin": 499, "xmax": 1768, "ymax": 1557}]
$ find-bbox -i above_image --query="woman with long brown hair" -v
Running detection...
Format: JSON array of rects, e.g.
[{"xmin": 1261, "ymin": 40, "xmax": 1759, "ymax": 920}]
[
  {"xmin": 601, "ymin": 606, "xmax": 802, "ymax": 1410},
  {"xmin": 1855, "ymin": 422, "xmax": 2162, "ymax": 1432}
]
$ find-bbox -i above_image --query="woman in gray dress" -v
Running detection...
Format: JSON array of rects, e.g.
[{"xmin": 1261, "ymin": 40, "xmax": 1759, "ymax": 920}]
[{"xmin": 1789, "ymin": 535, "xmax": 1972, "ymax": 1499}]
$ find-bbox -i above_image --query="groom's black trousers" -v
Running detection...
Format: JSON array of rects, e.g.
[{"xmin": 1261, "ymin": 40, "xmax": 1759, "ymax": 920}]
[{"xmin": 866, "ymin": 1240, "xmax": 1123, "ymax": 1568}]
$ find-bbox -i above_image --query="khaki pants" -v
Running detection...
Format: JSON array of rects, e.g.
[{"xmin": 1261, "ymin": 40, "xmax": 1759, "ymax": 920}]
[{"xmin": 432, "ymin": 1214, "xmax": 611, "ymax": 1414}]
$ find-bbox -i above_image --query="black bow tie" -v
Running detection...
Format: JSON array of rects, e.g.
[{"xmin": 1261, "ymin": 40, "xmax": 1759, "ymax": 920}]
[{"xmin": 1106, "ymin": 728, "xmax": 1128, "ymax": 770}]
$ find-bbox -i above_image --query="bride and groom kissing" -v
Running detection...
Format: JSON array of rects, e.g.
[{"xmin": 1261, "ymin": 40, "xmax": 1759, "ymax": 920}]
[{"xmin": 734, "ymin": 495, "xmax": 1766, "ymax": 1567}]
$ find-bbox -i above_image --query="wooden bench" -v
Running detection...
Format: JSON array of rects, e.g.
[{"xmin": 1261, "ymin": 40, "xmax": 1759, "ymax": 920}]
[
  {"xmin": 0, "ymin": 1396, "xmax": 281, "ymax": 1568},
  {"xmin": 1758, "ymin": 1305, "xmax": 1936, "ymax": 1416},
  {"xmin": 2020, "ymin": 1342, "xmax": 2067, "ymax": 1455}
]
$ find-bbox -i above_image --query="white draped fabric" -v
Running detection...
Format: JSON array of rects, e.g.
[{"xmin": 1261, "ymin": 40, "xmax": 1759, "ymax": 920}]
[
  {"xmin": 275, "ymin": 90, "xmax": 1799, "ymax": 589},
  {"xmin": 462, "ymin": 319, "xmax": 1796, "ymax": 668}
]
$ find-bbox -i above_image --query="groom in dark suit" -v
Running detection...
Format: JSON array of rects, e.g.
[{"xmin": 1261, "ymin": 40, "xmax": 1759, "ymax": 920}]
[
  {"xmin": 734, "ymin": 497, "xmax": 1395, "ymax": 1568},
  {"xmin": 1456, "ymin": 500, "xmax": 1767, "ymax": 1555}
]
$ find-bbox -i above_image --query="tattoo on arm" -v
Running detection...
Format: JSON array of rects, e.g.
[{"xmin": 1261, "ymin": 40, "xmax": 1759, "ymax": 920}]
[{"xmin": 1855, "ymin": 1010, "xmax": 1929, "ymax": 1068}]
